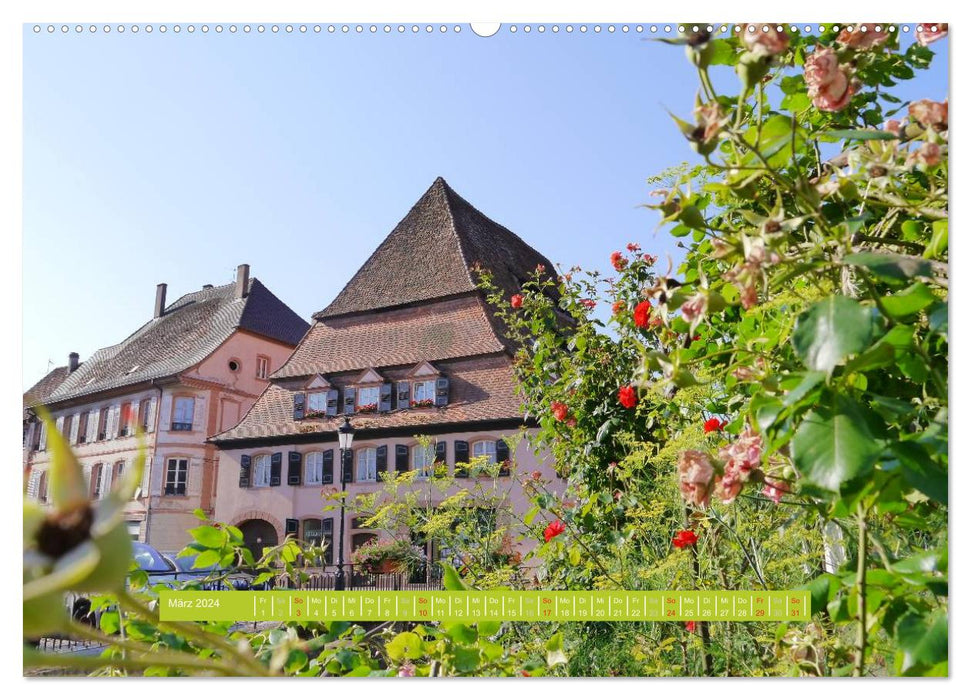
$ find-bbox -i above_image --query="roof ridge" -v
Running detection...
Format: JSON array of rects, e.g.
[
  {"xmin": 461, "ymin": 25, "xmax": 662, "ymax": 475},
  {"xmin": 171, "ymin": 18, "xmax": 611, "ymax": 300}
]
[{"xmin": 436, "ymin": 177, "xmax": 478, "ymax": 291}]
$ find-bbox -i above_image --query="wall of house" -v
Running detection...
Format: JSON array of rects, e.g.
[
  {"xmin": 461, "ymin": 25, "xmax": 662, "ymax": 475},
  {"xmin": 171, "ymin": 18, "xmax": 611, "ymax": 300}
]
[
  {"xmin": 23, "ymin": 388, "xmax": 163, "ymax": 541},
  {"xmin": 143, "ymin": 332, "xmax": 300, "ymax": 551},
  {"xmin": 212, "ymin": 429, "xmax": 559, "ymax": 562}
]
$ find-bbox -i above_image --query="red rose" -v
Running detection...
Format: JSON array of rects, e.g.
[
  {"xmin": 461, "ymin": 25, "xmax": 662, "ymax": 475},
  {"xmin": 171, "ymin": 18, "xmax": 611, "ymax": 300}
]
[
  {"xmin": 685, "ymin": 621, "xmax": 697, "ymax": 633},
  {"xmin": 703, "ymin": 417, "xmax": 723, "ymax": 433},
  {"xmin": 580, "ymin": 299, "xmax": 596, "ymax": 309},
  {"xmin": 633, "ymin": 300, "xmax": 653, "ymax": 328},
  {"xmin": 544, "ymin": 520, "xmax": 566, "ymax": 542},
  {"xmin": 551, "ymin": 401, "xmax": 569, "ymax": 421},
  {"xmin": 617, "ymin": 385, "xmax": 637, "ymax": 409},
  {"xmin": 626, "ymin": 242, "xmax": 640, "ymax": 253},
  {"xmin": 672, "ymin": 529, "xmax": 699, "ymax": 549},
  {"xmin": 612, "ymin": 300, "xmax": 626, "ymax": 316},
  {"xmin": 610, "ymin": 251, "xmax": 629, "ymax": 271},
  {"xmin": 510, "ymin": 294, "xmax": 524, "ymax": 308}
]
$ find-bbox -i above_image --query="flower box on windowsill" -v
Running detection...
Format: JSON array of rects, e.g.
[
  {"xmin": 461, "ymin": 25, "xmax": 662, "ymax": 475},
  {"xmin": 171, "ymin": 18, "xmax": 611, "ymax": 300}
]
[
  {"xmin": 357, "ymin": 403, "xmax": 378, "ymax": 414},
  {"xmin": 410, "ymin": 399, "xmax": 435, "ymax": 409},
  {"xmin": 303, "ymin": 410, "xmax": 327, "ymax": 420}
]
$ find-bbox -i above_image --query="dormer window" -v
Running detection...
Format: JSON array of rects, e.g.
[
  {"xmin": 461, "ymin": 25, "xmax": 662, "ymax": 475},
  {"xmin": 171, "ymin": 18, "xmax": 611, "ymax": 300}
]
[
  {"xmin": 307, "ymin": 392, "xmax": 327, "ymax": 417},
  {"xmin": 411, "ymin": 380, "xmax": 436, "ymax": 408},
  {"xmin": 356, "ymin": 386, "xmax": 380, "ymax": 413}
]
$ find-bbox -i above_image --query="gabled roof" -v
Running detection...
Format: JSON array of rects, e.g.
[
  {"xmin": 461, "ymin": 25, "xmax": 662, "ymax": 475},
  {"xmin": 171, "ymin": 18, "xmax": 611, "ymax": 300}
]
[
  {"xmin": 23, "ymin": 365, "xmax": 72, "ymax": 412},
  {"xmin": 271, "ymin": 296, "xmax": 505, "ymax": 379},
  {"xmin": 44, "ymin": 279, "xmax": 310, "ymax": 404},
  {"xmin": 316, "ymin": 177, "xmax": 556, "ymax": 319}
]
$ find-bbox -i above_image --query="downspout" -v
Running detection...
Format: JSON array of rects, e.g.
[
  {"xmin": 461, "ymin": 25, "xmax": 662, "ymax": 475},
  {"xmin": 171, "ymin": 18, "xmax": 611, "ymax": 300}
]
[{"xmin": 142, "ymin": 379, "xmax": 164, "ymax": 544}]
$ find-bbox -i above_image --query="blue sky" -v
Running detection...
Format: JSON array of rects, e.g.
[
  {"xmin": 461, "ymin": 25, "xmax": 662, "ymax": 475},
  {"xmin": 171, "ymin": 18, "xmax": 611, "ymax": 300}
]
[{"xmin": 22, "ymin": 25, "xmax": 948, "ymax": 388}]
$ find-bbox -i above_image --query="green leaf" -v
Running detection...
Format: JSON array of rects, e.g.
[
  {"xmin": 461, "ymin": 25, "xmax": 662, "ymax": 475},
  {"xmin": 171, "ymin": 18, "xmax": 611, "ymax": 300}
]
[
  {"xmin": 895, "ymin": 610, "xmax": 948, "ymax": 675},
  {"xmin": 99, "ymin": 609, "xmax": 120, "ymax": 635},
  {"xmin": 192, "ymin": 549, "xmax": 222, "ymax": 569},
  {"xmin": 792, "ymin": 296, "xmax": 876, "ymax": 374},
  {"xmin": 791, "ymin": 395, "xmax": 886, "ymax": 492},
  {"xmin": 478, "ymin": 620, "xmax": 501, "ymax": 637},
  {"xmin": 924, "ymin": 220, "xmax": 948, "ymax": 259},
  {"xmin": 188, "ymin": 525, "xmax": 228, "ymax": 549},
  {"xmin": 545, "ymin": 631, "xmax": 568, "ymax": 667},
  {"xmin": 818, "ymin": 129, "xmax": 898, "ymax": 141},
  {"xmin": 386, "ymin": 632, "xmax": 424, "ymax": 661},
  {"xmin": 881, "ymin": 283, "xmax": 937, "ymax": 319},
  {"xmin": 442, "ymin": 564, "xmax": 468, "ymax": 591},
  {"xmin": 445, "ymin": 624, "xmax": 478, "ymax": 644},
  {"xmin": 891, "ymin": 441, "xmax": 947, "ymax": 504},
  {"xmin": 843, "ymin": 252, "xmax": 933, "ymax": 284}
]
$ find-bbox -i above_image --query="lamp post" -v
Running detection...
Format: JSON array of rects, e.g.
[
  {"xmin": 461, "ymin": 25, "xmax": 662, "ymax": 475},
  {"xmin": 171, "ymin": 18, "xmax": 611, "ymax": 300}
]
[{"xmin": 334, "ymin": 416, "xmax": 354, "ymax": 591}]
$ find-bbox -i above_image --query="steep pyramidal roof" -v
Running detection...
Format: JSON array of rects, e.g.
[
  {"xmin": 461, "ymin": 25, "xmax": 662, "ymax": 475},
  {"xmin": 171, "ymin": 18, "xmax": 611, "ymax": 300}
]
[
  {"xmin": 316, "ymin": 177, "xmax": 556, "ymax": 319},
  {"xmin": 45, "ymin": 278, "xmax": 310, "ymax": 404}
]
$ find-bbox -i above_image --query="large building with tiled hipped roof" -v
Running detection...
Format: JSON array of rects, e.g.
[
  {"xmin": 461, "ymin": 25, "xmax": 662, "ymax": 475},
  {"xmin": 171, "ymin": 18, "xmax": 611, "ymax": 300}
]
[
  {"xmin": 210, "ymin": 177, "xmax": 561, "ymax": 573},
  {"xmin": 23, "ymin": 265, "xmax": 310, "ymax": 550}
]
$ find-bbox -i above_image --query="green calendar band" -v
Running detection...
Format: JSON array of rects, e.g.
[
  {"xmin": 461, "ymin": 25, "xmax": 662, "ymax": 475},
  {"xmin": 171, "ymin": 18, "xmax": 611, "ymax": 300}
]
[{"xmin": 159, "ymin": 590, "xmax": 810, "ymax": 622}]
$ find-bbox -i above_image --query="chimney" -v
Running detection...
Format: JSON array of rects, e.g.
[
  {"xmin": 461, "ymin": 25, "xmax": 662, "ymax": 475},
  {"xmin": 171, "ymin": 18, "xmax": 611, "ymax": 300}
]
[
  {"xmin": 154, "ymin": 283, "xmax": 167, "ymax": 319},
  {"xmin": 202, "ymin": 284, "xmax": 213, "ymax": 289},
  {"xmin": 68, "ymin": 352, "xmax": 80, "ymax": 373},
  {"xmin": 235, "ymin": 264, "xmax": 250, "ymax": 299}
]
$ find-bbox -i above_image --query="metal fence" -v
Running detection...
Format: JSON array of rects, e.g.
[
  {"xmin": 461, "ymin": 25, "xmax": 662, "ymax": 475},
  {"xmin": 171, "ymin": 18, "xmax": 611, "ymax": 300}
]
[{"xmin": 275, "ymin": 563, "xmax": 444, "ymax": 591}]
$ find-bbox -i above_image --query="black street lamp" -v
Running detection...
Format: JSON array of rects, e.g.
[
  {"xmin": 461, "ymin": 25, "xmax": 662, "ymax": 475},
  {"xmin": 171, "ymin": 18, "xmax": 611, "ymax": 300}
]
[{"xmin": 334, "ymin": 416, "xmax": 354, "ymax": 591}]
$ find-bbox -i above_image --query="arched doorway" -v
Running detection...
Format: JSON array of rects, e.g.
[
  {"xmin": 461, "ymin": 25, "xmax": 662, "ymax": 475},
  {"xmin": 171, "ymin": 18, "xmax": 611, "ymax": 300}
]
[{"xmin": 238, "ymin": 519, "xmax": 278, "ymax": 561}]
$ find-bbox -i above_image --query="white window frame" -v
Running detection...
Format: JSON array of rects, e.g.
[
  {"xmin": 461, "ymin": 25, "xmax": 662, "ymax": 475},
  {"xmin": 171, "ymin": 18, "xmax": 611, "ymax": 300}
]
[
  {"xmin": 256, "ymin": 356, "xmax": 269, "ymax": 380},
  {"xmin": 412, "ymin": 380, "xmax": 436, "ymax": 404},
  {"xmin": 172, "ymin": 396, "xmax": 195, "ymax": 431},
  {"xmin": 164, "ymin": 457, "xmax": 189, "ymax": 496},
  {"xmin": 472, "ymin": 440, "xmax": 497, "ymax": 464},
  {"xmin": 357, "ymin": 447, "xmax": 377, "ymax": 482},
  {"xmin": 356, "ymin": 386, "xmax": 380, "ymax": 410},
  {"xmin": 305, "ymin": 451, "xmax": 324, "ymax": 485},
  {"xmin": 253, "ymin": 454, "xmax": 272, "ymax": 488},
  {"xmin": 412, "ymin": 444, "xmax": 436, "ymax": 478},
  {"xmin": 307, "ymin": 392, "xmax": 327, "ymax": 414}
]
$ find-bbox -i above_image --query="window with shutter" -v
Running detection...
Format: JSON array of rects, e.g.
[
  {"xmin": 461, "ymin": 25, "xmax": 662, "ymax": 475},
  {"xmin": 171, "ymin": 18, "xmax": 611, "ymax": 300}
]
[
  {"xmin": 322, "ymin": 449, "xmax": 334, "ymax": 484},
  {"xmin": 412, "ymin": 380, "xmax": 437, "ymax": 407},
  {"xmin": 119, "ymin": 402, "xmax": 132, "ymax": 437},
  {"xmin": 357, "ymin": 447, "xmax": 377, "ymax": 482},
  {"xmin": 87, "ymin": 410, "xmax": 99, "ymax": 442},
  {"xmin": 496, "ymin": 439, "xmax": 511, "ymax": 476},
  {"xmin": 435, "ymin": 377, "xmax": 450, "ymax": 407},
  {"xmin": 76, "ymin": 412, "xmax": 88, "ymax": 444},
  {"xmin": 454, "ymin": 440, "xmax": 470, "ymax": 477},
  {"xmin": 326, "ymin": 389, "xmax": 339, "ymax": 416},
  {"xmin": 472, "ymin": 441, "xmax": 497, "ymax": 475},
  {"xmin": 270, "ymin": 452, "xmax": 283, "ymax": 486},
  {"xmin": 376, "ymin": 445, "xmax": 388, "ymax": 476},
  {"xmin": 293, "ymin": 392, "xmax": 306, "ymax": 420},
  {"xmin": 396, "ymin": 381, "xmax": 411, "ymax": 408},
  {"xmin": 413, "ymin": 444, "xmax": 435, "ymax": 478},
  {"xmin": 164, "ymin": 458, "xmax": 188, "ymax": 496},
  {"xmin": 356, "ymin": 387, "xmax": 379, "ymax": 412},
  {"xmin": 395, "ymin": 444, "xmax": 409, "ymax": 472},
  {"xmin": 239, "ymin": 454, "xmax": 252, "ymax": 487},
  {"xmin": 68, "ymin": 414, "xmax": 79, "ymax": 444},
  {"xmin": 435, "ymin": 440, "xmax": 447, "ymax": 465},
  {"xmin": 379, "ymin": 383, "xmax": 393, "ymax": 412},
  {"xmin": 343, "ymin": 388, "xmax": 356, "ymax": 414},
  {"xmin": 55, "ymin": 416, "xmax": 64, "ymax": 438},
  {"xmin": 252, "ymin": 454, "xmax": 272, "ymax": 487},
  {"xmin": 340, "ymin": 449, "xmax": 353, "ymax": 483},
  {"xmin": 307, "ymin": 392, "xmax": 328, "ymax": 418},
  {"xmin": 171, "ymin": 397, "xmax": 194, "ymax": 431},
  {"xmin": 143, "ymin": 397, "xmax": 156, "ymax": 433},
  {"xmin": 106, "ymin": 405, "xmax": 120, "ymax": 439},
  {"xmin": 288, "ymin": 451, "xmax": 303, "ymax": 485}
]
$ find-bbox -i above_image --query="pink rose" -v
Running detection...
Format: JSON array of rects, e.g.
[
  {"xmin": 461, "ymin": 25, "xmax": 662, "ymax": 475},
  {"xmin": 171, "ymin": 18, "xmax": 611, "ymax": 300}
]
[
  {"xmin": 836, "ymin": 24, "xmax": 889, "ymax": 50},
  {"xmin": 883, "ymin": 119, "xmax": 903, "ymax": 137},
  {"xmin": 908, "ymin": 99, "xmax": 948, "ymax": 131},
  {"xmin": 678, "ymin": 450, "xmax": 714, "ymax": 508},
  {"xmin": 762, "ymin": 480, "xmax": 788, "ymax": 504},
  {"xmin": 739, "ymin": 24, "xmax": 790, "ymax": 57},
  {"xmin": 714, "ymin": 474, "xmax": 743, "ymax": 504},
  {"xmin": 718, "ymin": 426, "xmax": 763, "ymax": 478},
  {"xmin": 804, "ymin": 47, "xmax": 856, "ymax": 112},
  {"xmin": 916, "ymin": 23, "xmax": 948, "ymax": 47}
]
